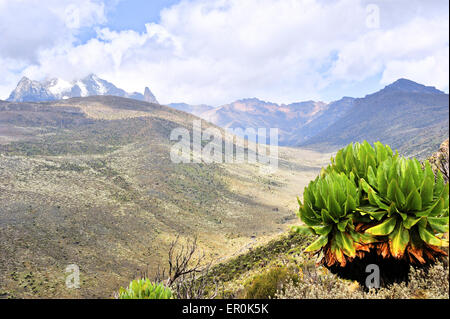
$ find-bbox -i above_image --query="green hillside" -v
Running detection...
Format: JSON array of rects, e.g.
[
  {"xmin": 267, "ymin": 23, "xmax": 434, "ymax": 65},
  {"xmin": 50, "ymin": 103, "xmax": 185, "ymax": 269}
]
[{"xmin": 0, "ymin": 96, "xmax": 329, "ymax": 298}]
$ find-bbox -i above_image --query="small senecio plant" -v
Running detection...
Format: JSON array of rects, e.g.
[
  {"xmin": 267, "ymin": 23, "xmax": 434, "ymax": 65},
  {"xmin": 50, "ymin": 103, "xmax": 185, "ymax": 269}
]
[
  {"xmin": 294, "ymin": 141, "xmax": 449, "ymax": 267},
  {"xmin": 118, "ymin": 279, "xmax": 173, "ymax": 299}
]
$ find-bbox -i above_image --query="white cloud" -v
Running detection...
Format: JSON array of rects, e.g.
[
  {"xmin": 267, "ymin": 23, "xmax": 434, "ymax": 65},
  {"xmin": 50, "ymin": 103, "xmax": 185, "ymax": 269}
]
[
  {"xmin": 330, "ymin": 16, "xmax": 449, "ymax": 89},
  {"xmin": 0, "ymin": 0, "xmax": 448, "ymax": 104},
  {"xmin": 0, "ymin": 0, "xmax": 105, "ymax": 61},
  {"xmin": 0, "ymin": 0, "xmax": 106, "ymax": 98},
  {"xmin": 0, "ymin": 58, "xmax": 29, "ymax": 98},
  {"xmin": 381, "ymin": 47, "xmax": 449, "ymax": 91}
]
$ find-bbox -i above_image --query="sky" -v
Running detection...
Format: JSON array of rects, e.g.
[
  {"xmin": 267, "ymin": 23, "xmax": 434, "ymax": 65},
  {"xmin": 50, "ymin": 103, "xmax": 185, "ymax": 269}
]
[{"xmin": 0, "ymin": 0, "xmax": 448, "ymax": 105}]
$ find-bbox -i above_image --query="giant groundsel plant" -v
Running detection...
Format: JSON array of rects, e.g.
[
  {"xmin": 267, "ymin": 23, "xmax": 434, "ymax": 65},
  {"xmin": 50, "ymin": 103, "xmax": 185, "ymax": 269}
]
[
  {"xmin": 293, "ymin": 171, "xmax": 377, "ymax": 267},
  {"xmin": 361, "ymin": 156, "xmax": 449, "ymax": 263},
  {"xmin": 325, "ymin": 141, "xmax": 396, "ymax": 182},
  {"xmin": 118, "ymin": 279, "xmax": 173, "ymax": 299},
  {"xmin": 294, "ymin": 141, "xmax": 449, "ymax": 267}
]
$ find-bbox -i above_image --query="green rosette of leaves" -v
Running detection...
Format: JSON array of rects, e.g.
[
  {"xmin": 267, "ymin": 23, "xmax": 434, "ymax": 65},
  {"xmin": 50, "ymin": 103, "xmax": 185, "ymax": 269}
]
[
  {"xmin": 293, "ymin": 171, "xmax": 377, "ymax": 267},
  {"xmin": 294, "ymin": 140, "xmax": 449, "ymax": 267},
  {"xmin": 118, "ymin": 279, "xmax": 173, "ymax": 299},
  {"xmin": 360, "ymin": 156, "xmax": 449, "ymax": 263},
  {"xmin": 325, "ymin": 141, "xmax": 396, "ymax": 182}
]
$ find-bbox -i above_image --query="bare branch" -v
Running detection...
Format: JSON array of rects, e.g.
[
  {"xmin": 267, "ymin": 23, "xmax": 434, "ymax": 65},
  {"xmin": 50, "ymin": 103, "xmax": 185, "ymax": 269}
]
[{"xmin": 153, "ymin": 234, "xmax": 220, "ymax": 299}]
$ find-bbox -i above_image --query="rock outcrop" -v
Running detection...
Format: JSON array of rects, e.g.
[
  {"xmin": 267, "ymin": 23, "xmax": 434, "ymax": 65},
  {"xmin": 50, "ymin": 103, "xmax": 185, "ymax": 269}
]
[
  {"xmin": 143, "ymin": 86, "xmax": 158, "ymax": 104},
  {"xmin": 429, "ymin": 139, "xmax": 449, "ymax": 184}
]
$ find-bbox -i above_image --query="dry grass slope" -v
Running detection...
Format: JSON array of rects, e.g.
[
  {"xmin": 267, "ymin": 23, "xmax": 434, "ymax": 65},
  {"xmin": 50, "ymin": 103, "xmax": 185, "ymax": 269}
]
[{"xmin": 0, "ymin": 96, "xmax": 330, "ymax": 298}]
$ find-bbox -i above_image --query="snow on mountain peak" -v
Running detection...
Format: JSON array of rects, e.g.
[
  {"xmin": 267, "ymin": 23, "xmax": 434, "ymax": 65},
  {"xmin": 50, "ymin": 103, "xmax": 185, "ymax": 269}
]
[
  {"xmin": 6, "ymin": 75, "xmax": 159, "ymax": 104},
  {"xmin": 46, "ymin": 78, "xmax": 73, "ymax": 96}
]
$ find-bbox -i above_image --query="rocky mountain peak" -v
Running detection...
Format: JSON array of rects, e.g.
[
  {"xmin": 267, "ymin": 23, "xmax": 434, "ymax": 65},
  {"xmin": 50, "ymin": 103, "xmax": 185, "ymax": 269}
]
[
  {"xmin": 6, "ymin": 75, "xmax": 159, "ymax": 104},
  {"xmin": 382, "ymin": 78, "xmax": 444, "ymax": 95},
  {"xmin": 8, "ymin": 76, "xmax": 55, "ymax": 102},
  {"xmin": 17, "ymin": 76, "xmax": 31, "ymax": 85},
  {"xmin": 144, "ymin": 87, "xmax": 158, "ymax": 104}
]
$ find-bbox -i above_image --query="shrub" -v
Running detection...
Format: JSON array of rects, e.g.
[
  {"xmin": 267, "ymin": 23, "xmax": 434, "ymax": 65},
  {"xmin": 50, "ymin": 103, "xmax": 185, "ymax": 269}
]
[
  {"xmin": 276, "ymin": 259, "xmax": 449, "ymax": 299},
  {"xmin": 243, "ymin": 266, "xmax": 298, "ymax": 299},
  {"xmin": 118, "ymin": 279, "xmax": 173, "ymax": 299},
  {"xmin": 294, "ymin": 141, "xmax": 449, "ymax": 267}
]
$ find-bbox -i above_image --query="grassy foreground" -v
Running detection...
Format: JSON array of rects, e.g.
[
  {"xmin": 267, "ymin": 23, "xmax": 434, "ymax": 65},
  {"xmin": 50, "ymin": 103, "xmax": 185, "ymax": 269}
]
[{"xmin": 195, "ymin": 232, "xmax": 449, "ymax": 299}]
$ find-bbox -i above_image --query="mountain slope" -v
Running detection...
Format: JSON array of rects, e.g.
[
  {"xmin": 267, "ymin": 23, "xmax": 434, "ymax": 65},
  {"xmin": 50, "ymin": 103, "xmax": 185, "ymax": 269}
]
[
  {"xmin": 0, "ymin": 96, "xmax": 329, "ymax": 298},
  {"xmin": 285, "ymin": 97, "xmax": 355, "ymax": 145},
  {"xmin": 300, "ymin": 79, "xmax": 449, "ymax": 158},
  {"xmin": 6, "ymin": 74, "xmax": 158, "ymax": 104}
]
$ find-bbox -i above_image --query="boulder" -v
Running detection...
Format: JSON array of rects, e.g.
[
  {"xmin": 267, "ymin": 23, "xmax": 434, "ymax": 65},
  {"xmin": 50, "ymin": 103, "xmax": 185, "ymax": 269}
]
[{"xmin": 428, "ymin": 139, "xmax": 449, "ymax": 184}]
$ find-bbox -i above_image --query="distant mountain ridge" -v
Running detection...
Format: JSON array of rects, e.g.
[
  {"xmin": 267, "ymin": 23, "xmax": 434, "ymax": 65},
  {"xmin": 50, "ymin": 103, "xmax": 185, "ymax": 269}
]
[
  {"xmin": 174, "ymin": 79, "xmax": 448, "ymax": 157},
  {"xmin": 174, "ymin": 96, "xmax": 356, "ymax": 146},
  {"xmin": 7, "ymin": 74, "xmax": 158, "ymax": 104},
  {"xmin": 6, "ymin": 75, "xmax": 448, "ymax": 157},
  {"xmin": 199, "ymin": 98, "xmax": 328, "ymax": 145},
  {"xmin": 300, "ymin": 79, "xmax": 449, "ymax": 158}
]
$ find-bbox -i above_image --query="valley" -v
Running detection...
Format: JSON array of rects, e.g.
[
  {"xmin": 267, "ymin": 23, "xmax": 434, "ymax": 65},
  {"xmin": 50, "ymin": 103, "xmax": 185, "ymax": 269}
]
[
  {"xmin": 0, "ymin": 96, "xmax": 330, "ymax": 298},
  {"xmin": 0, "ymin": 79, "xmax": 447, "ymax": 299}
]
